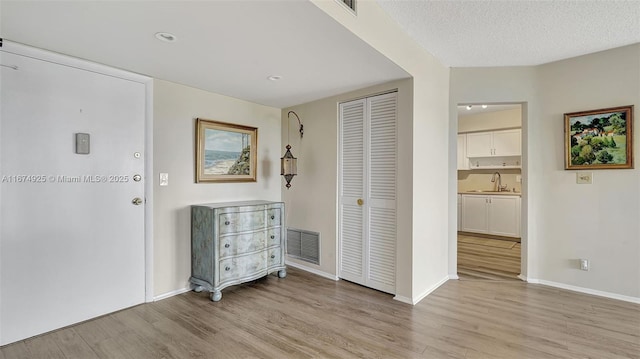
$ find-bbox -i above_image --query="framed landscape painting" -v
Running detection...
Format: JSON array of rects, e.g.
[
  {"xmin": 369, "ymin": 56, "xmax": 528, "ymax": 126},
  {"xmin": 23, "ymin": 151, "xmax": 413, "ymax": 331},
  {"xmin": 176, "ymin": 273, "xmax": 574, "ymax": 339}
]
[
  {"xmin": 195, "ymin": 118, "xmax": 257, "ymax": 182},
  {"xmin": 565, "ymin": 105, "xmax": 633, "ymax": 170}
]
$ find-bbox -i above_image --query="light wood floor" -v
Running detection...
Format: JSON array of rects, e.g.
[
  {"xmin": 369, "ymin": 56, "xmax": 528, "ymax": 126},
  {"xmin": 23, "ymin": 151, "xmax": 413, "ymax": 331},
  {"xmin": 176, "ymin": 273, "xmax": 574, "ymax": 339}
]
[
  {"xmin": 2, "ymin": 268, "xmax": 639, "ymax": 359},
  {"xmin": 458, "ymin": 234, "xmax": 521, "ymax": 281}
]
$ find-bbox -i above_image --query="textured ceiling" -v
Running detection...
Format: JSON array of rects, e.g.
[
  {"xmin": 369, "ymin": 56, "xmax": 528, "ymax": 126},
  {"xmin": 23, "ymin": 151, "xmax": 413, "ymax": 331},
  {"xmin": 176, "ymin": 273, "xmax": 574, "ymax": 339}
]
[
  {"xmin": 0, "ymin": 1, "xmax": 409, "ymax": 108},
  {"xmin": 376, "ymin": 0, "xmax": 640, "ymax": 67}
]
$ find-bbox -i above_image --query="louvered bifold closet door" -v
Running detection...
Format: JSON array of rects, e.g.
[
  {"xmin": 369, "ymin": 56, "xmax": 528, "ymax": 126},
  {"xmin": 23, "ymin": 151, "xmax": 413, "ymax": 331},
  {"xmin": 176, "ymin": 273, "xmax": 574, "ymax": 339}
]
[
  {"xmin": 366, "ymin": 93, "xmax": 397, "ymax": 294},
  {"xmin": 339, "ymin": 92, "xmax": 397, "ymax": 295},
  {"xmin": 339, "ymin": 99, "xmax": 366, "ymax": 284}
]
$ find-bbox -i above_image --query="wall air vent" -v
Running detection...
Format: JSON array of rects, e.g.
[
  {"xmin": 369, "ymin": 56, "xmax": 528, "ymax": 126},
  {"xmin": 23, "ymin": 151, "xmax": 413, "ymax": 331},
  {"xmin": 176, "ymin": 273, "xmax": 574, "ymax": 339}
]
[
  {"xmin": 286, "ymin": 228, "xmax": 320, "ymax": 265},
  {"xmin": 337, "ymin": 0, "xmax": 356, "ymax": 14}
]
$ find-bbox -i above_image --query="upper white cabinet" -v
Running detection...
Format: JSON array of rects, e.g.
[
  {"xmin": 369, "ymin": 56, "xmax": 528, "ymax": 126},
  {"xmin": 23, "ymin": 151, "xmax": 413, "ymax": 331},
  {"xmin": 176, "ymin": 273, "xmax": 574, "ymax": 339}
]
[
  {"xmin": 466, "ymin": 129, "xmax": 521, "ymax": 157},
  {"xmin": 457, "ymin": 134, "xmax": 469, "ymax": 170}
]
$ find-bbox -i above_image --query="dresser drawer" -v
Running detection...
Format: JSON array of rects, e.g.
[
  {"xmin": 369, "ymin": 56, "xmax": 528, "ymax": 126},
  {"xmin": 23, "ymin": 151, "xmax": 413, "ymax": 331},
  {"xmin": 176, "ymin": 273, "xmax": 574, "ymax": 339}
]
[
  {"xmin": 266, "ymin": 229, "xmax": 281, "ymax": 247},
  {"xmin": 267, "ymin": 208, "xmax": 282, "ymax": 227},
  {"xmin": 219, "ymin": 210, "xmax": 266, "ymax": 234},
  {"xmin": 219, "ymin": 253, "xmax": 266, "ymax": 283},
  {"xmin": 219, "ymin": 231, "xmax": 266, "ymax": 258},
  {"xmin": 267, "ymin": 248, "xmax": 281, "ymax": 269}
]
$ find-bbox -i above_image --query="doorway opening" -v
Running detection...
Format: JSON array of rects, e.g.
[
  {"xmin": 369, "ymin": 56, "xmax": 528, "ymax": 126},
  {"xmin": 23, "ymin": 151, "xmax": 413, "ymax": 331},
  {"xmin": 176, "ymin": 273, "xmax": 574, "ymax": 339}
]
[{"xmin": 456, "ymin": 103, "xmax": 524, "ymax": 280}]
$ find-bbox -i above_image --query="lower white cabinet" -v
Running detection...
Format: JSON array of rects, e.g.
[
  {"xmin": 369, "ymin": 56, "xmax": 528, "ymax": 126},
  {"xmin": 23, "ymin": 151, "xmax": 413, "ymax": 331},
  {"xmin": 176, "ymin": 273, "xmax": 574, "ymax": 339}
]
[
  {"xmin": 457, "ymin": 194, "xmax": 462, "ymax": 231},
  {"xmin": 461, "ymin": 194, "xmax": 520, "ymax": 238}
]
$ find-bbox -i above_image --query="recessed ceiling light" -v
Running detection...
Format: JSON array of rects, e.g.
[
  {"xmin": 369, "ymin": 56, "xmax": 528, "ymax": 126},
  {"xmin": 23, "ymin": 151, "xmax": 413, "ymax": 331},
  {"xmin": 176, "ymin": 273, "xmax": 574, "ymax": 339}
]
[
  {"xmin": 267, "ymin": 75, "xmax": 282, "ymax": 81},
  {"xmin": 155, "ymin": 32, "xmax": 177, "ymax": 42},
  {"xmin": 466, "ymin": 105, "xmax": 472, "ymax": 110},
  {"xmin": 482, "ymin": 105, "xmax": 488, "ymax": 109}
]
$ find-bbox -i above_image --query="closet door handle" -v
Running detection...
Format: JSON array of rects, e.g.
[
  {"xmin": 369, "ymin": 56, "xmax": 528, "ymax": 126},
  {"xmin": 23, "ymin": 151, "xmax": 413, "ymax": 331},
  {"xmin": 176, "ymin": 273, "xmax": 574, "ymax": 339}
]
[{"xmin": 357, "ymin": 199, "xmax": 364, "ymax": 206}]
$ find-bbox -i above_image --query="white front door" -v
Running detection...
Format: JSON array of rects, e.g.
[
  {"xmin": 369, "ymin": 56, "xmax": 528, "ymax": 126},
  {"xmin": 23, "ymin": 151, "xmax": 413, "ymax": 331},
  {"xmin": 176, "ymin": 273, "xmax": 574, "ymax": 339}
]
[{"xmin": 0, "ymin": 47, "xmax": 147, "ymax": 345}]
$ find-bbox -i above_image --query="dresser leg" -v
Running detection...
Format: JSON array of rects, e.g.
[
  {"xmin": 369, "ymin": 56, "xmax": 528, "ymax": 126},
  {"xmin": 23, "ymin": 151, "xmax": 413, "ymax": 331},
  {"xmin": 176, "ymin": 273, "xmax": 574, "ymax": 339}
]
[
  {"xmin": 210, "ymin": 290, "xmax": 222, "ymax": 302},
  {"xmin": 278, "ymin": 269, "xmax": 287, "ymax": 278},
  {"xmin": 193, "ymin": 285, "xmax": 204, "ymax": 293}
]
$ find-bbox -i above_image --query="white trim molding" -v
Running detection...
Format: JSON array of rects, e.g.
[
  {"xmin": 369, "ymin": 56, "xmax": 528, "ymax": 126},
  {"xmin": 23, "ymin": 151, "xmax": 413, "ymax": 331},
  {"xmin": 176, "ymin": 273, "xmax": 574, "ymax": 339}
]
[
  {"xmin": 286, "ymin": 260, "xmax": 339, "ymax": 281},
  {"xmin": 526, "ymin": 278, "xmax": 640, "ymax": 304},
  {"xmin": 153, "ymin": 287, "xmax": 192, "ymax": 302},
  {"xmin": 395, "ymin": 275, "xmax": 450, "ymax": 305}
]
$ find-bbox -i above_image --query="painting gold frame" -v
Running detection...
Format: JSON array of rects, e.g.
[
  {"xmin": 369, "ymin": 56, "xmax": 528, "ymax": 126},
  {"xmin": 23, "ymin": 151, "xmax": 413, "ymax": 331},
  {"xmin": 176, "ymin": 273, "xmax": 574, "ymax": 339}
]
[
  {"xmin": 564, "ymin": 105, "xmax": 633, "ymax": 170},
  {"xmin": 195, "ymin": 118, "xmax": 258, "ymax": 182}
]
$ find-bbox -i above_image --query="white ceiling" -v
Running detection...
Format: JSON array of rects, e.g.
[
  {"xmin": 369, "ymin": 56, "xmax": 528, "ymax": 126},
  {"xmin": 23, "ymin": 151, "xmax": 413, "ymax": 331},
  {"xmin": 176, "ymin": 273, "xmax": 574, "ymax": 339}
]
[
  {"xmin": 0, "ymin": 1, "xmax": 409, "ymax": 108},
  {"xmin": 2, "ymin": 1, "xmax": 639, "ymax": 110},
  {"xmin": 376, "ymin": 0, "xmax": 640, "ymax": 67},
  {"xmin": 457, "ymin": 104, "xmax": 520, "ymax": 116}
]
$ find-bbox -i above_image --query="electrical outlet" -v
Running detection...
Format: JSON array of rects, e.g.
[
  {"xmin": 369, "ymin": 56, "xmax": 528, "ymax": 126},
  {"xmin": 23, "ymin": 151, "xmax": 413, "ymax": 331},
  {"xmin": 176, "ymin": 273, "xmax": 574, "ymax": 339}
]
[
  {"xmin": 576, "ymin": 172, "xmax": 592, "ymax": 184},
  {"xmin": 579, "ymin": 259, "xmax": 589, "ymax": 271}
]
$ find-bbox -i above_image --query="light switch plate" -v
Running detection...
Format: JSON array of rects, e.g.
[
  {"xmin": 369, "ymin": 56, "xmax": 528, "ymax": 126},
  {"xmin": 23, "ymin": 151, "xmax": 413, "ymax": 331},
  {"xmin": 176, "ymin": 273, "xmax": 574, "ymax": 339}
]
[
  {"xmin": 75, "ymin": 133, "xmax": 90, "ymax": 154},
  {"xmin": 576, "ymin": 172, "xmax": 592, "ymax": 184},
  {"xmin": 159, "ymin": 173, "xmax": 169, "ymax": 186}
]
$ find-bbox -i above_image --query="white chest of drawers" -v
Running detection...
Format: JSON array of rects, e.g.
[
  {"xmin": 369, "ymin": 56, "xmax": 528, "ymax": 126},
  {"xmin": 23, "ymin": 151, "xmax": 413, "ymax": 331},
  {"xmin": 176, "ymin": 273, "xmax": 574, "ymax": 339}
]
[{"xmin": 190, "ymin": 200, "xmax": 286, "ymax": 301}]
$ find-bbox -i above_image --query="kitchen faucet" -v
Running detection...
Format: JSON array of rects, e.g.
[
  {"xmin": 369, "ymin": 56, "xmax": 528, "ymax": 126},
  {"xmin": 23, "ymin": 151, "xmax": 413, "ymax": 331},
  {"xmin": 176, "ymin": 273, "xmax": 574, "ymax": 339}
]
[{"xmin": 491, "ymin": 172, "xmax": 506, "ymax": 192}]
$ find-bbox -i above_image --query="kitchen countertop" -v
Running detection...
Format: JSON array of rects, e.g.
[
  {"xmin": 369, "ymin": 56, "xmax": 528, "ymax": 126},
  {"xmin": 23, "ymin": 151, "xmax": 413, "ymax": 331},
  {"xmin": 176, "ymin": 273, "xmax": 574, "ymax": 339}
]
[{"xmin": 459, "ymin": 191, "xmax": 521, "ymax": 196}]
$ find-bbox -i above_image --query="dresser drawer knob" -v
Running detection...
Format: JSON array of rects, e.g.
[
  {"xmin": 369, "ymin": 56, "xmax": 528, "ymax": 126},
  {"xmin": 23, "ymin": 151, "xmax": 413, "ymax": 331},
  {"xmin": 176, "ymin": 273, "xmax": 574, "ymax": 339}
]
[
  {"xmin": 270, "ymin": 254, "xmax": 275, "ymax": 259},
  {"xmin": 224, "ymin": 221, "xmax": 230, "ymax": 225},
  {"xmin": 270, "ymin": 235, "xmax": 275, "ymax": 239},
  {"xmin": 224, "ymin": 243, "xmax": 230, "ymax": 248},
  {"xmin": 270, "ymin": 215, "xmax": 275, "ymax": 220},
  {"xmin": 225, "ymin": 266, "xmax": 231, "ymax": 271}
]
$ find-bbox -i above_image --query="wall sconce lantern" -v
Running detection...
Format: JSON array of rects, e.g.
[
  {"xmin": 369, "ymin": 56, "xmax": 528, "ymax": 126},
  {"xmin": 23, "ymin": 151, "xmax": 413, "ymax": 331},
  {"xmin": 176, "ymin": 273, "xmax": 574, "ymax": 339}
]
[{"xmin": 281, "ymin": 111, "xmax": 303, "ymax": 189}]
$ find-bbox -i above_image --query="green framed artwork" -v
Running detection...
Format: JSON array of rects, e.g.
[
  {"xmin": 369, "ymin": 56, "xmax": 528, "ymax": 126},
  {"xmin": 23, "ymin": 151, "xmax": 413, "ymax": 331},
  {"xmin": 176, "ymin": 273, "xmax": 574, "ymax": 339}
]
[{"xmin": 565, "ymin": 105, "xmax": 633, "ymax": 170}]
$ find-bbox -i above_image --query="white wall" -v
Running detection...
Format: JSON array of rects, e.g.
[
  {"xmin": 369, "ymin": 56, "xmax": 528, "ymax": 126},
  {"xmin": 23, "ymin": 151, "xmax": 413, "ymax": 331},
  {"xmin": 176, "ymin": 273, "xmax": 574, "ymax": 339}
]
[
  {"xmin": 536, "ymin": 45, "xmax": 639, "ymax": 299},
  {"xmin": 282, "ymin": 79, "xmax": 413, "ymax": 296},
  {"xmin": 451, "ymin": 44, "xmax": 640, "ymax": 300},
  {"xmin": 311, "ymin": 0, "xmax": 450, "ymax": 303},
  {"xmin": 153, "ymin": 79, "xmax": 282, "ymax": 297}
]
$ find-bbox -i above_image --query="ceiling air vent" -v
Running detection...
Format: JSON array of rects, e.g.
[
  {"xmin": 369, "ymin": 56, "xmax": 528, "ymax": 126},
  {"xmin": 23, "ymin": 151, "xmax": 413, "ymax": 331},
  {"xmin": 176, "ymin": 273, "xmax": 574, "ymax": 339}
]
[{"xmin": 338, "ymin": 0, "xmax": 356, "ymax": 14}]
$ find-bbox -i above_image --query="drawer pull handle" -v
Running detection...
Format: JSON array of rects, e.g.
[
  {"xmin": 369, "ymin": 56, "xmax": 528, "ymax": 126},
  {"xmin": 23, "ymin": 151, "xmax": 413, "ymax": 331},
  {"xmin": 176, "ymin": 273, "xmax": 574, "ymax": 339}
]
[
  {"xmin": 224, "ymin": 221, "xmax": 230, "ymax": 225},
  {"xmin": 224, "ymin": 243, "xmax": 230, "ymax": 248},
  {"xmin": 225, "ymin": 266, "xmax": 231, "ymax": 271},
  {"xmin": 270, "ymin": 254, "xmax": 275, "ymax": 259},
  {"xmin": 270, "ymin": 235, "xmax": 275, "ymax": 239},
  {"xmin": 270, "ymin": 215, "xmax": 275, "ymax": 220}
]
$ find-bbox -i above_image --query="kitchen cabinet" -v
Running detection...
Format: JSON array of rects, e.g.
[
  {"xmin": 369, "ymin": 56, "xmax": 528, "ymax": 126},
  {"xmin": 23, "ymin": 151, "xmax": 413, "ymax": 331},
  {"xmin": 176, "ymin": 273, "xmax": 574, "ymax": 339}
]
[
  {"xmin": 457, "ymin": 134, "xmax": 469, "ymax": 170},
  {"xmin": 460, "ymin": 194, "xmax": 520, "ymax": 238},
  {"xmin": 466, "ymin": 129, "xmax": 521, "ymax": 157},
  {"xmin": 457, "ymin": 194, "xmax": 462, "ymax": 231}
]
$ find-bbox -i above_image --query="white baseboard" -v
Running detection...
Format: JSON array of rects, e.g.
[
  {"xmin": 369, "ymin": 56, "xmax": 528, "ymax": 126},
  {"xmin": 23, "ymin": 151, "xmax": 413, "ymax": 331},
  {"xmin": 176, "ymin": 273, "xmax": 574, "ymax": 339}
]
[
  {"xmin": 449, "ymin": 273, "xmax": 459, "ymax": 280},
  {"xmin": 393, "ymin": 295, "xmax": 413, "ymax": 304},
  {"xmin": 525, "ymin": 278, "xmax": 640, "ymax": 304},
  {"xmin": 153, "ymin": 286, "xmax": 192, "ymax": 302},
  {"xmin": 285, "ymin": 260, "xmax": 339, "ymax": 281},
  {"xmin": 394, "ymin": 275, "xmax": 450, "ymax": 305}
]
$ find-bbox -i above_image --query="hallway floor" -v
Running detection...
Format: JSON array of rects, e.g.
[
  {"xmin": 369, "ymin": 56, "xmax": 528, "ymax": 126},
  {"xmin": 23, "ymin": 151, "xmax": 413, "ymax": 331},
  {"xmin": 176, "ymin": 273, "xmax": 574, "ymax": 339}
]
[{"xmin": 457, "ymin": 233, "xmax": 521, "ymax": 281}]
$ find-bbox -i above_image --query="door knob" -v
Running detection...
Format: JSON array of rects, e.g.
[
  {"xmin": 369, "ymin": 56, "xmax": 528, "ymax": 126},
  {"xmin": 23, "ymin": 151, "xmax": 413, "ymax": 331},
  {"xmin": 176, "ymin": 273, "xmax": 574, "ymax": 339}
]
[
  {"xmin": 357, "ymin": 199, "xmax": 364, "ymax": 206},
  {"xmin": 132, "ymin": 197, "xmax": 143, "ymax": 205}
]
